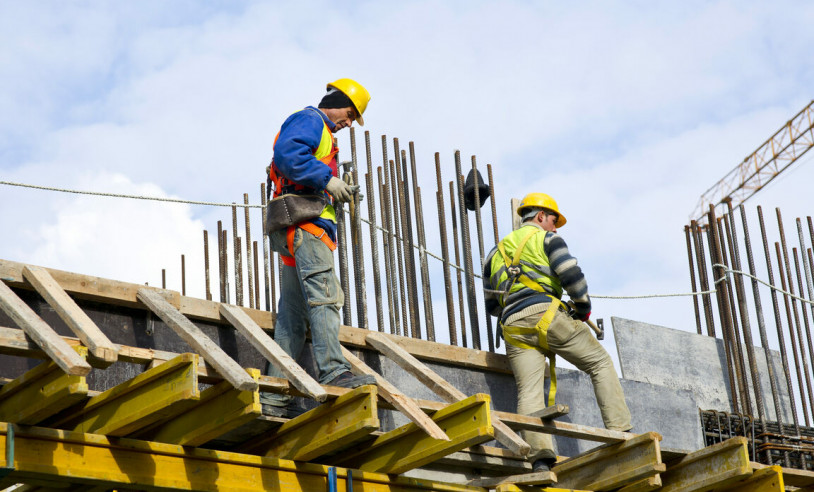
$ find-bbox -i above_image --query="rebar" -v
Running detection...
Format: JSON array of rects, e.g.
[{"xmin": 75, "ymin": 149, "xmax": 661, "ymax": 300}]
[
  {"xmin": 349, "ymin": 128, "xmax": 368, "ymax": 330},
  {"xmin": 471, "ymin": 156, "xmax": 494, "ymax": 352},
  {"xmin": 757, "ymin": 206, "xmax": 801, "ymax": 433},
  {"xmin": 707, "ymin": 207, "xmax": 740, "ymax": 412},
  {"xmin": 222, "ymin": 229, "xmax": 230, "ymax": 303},
  {"xmin": 775, "ymin": 240, "xmax": 811, "ymax": 427},
  {"xmin": 450, "ymin": 180, "xmax": 468, "ymax": 348},
  {"xmin": 411, "ymin": 143, "xmax": 435, "ymax": 341},
  {"xmin": 685, "ymin": 225, "xmax": 703, "ymax": 335},
  {"xmin": 244, "ymin": 193, "xmax": 254, "ymax": 309},
  {"xmin": 740, "ymin": 205, "xmax": 787, "ymax": 464},
  {"xmin": 218, "ymin": 221, "xmax": 225, "ymax": 302},
  {"xmin": 436, "ymin": 154, "xmax": 457, "ymax": 346},
  {"xmin": 724, "ymin": 205, "xmax": 764, "ymax": 420},
  {"xmin": 253, "ymin": 241, "xmax": 260, "ymax": 308},
  {"xmin": 777, "ymin": 208, "xmax": 814, "ymax": 425},
  {"xmin": 691, "ymin": 221, "xmax": 716, "ymax": 337},
  {"xmin": 261, "ymin": 183, "xmax": 271, "ymax": 312},
  {"xmin": 487, "ymin": 164, "xmax": 500, "ymax": 244},
  {"xmin": 203, "ymin": 230, "xmax": 211, "ymax": 301},
  {"xmin": 232, "ymin": 204, "xmax": 242, "ymax": 306},
  {"xmin": 797, "ymin": 219, "xmax": 814, "ymax": 363},
  {"xmin": 336, "ymin": 192, "xmax": 352, "ymax": 326},
  {"xmin": 793, "ymin": 247, "xmax": 814, "ymax": 417},
  {"xmin": 456, "ymin": 152, "xmax": 481, "ymax": 350},
  {"xmin": 365, "ymin": 132, "xmax": 384, "ymax": 333},
  {"xmin": 379, "ymin": 169, "xmax": 399, "ymax": 335},
  {"xmin": 387, "ymin": 157, "xmax": 409, "ymax": 337},
  {"xmin": 162, "ymin": 269, "xmax": 166, "ymax": 289},
  {"xmin": 181, "ymin": 254, "xmax": 186, "ymax": 297},
  {"xmin": 397, "ymin": 145, "xmax": 420, "ymax": 338},
  {"xmin": 380, "ymin": 137, "xmax": 402, "ymax": 336}
]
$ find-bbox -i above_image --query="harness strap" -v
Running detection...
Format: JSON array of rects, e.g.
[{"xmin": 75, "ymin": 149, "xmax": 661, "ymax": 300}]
[
  {"xmin": 280, "ymin": 223, "xmax": 337, "ymax": 267},
  {"xmin": 502, "ymin": 297, "xmax": 561, "ymax": 407}
]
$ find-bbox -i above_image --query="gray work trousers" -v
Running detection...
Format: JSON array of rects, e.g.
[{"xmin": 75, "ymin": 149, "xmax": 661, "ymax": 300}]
[{"xmin": 504, "ymin": 303, "xmax": 632, "ymax": 461}]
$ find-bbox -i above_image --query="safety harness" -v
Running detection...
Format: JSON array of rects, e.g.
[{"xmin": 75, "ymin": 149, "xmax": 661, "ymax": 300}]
[
  {"xmin": 280, "ymin": 222, "xmax": 337, "ymax": 267},
  {"xmin": 496, "ymin": 227, "xmax": 561, "ymax": 406}
]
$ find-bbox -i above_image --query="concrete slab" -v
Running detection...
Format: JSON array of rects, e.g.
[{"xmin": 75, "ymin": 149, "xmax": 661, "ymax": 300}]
[{"xmin": 612, "ymin": 316, "xmax": 794, "ymax": 423}]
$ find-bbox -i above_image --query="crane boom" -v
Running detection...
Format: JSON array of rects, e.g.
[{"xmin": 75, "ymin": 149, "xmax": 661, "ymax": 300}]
[{"xmin": 691, "ymin": 100, "xmax": 814, "ymax": 224}]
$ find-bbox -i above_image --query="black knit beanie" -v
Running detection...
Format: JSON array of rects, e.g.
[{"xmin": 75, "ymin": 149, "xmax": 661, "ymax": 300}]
[{"xmin": 318, "ymin": 88, "xmax": 354, "ymax": 110}]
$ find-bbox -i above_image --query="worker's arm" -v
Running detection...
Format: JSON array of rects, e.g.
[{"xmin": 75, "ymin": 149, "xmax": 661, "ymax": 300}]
[
  {"xmin": 273, "ymin": 109, "xmax": 334, "ymax": 191},
  {"xmin": 544, "ymin": 232, "xmax": 591, "ymax": 319}
]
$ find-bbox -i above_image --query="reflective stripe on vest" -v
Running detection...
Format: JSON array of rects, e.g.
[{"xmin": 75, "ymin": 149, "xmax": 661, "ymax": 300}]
[
  {"xmin": 268, "ymin": 108, "xmax": 339, "ymax": 223},
  {"xmin": 489, "ymin": 225, "xmax": 562, "ymax": 307}
]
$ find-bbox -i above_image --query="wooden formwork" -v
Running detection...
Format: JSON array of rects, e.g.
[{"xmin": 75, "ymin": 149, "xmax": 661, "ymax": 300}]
[{"xmin": 1, "ymin": 258, "xmax": 776, "ymax": 492}]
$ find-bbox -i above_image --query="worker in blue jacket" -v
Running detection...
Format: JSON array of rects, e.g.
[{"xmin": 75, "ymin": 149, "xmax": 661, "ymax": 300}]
[{"xmin": 261, "ymin": 79, "xmax": 375, "ymax": 418}]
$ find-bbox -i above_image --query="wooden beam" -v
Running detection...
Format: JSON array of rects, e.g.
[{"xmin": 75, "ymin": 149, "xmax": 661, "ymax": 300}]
[
  {"xmin": 659, "ymin": 437, "xmax": 751, "ymax": 492},
  {"xmin": 365, "ymin": 331, "xmax": 530, "ymax": 456},
  {"xmin": 22, "ymin": 265, "xmax": 118, "ymax": 364},
  {"xmin": 721, "ymin": 465, "xmax": 784, "ymax": 492},
  {"xmin": 137, "ymin": 288, "xmax": 257, "ymax": 392},
  {"xmin": 495, "ymin": 486, "xmax": 592, "ymax": 492},
  {"xmin": 752, "ymin": 461, "xmax": 814, "ymax": 489},
  {"xmin": 0, "ymin": 346, "xmax": 89, "ymax": 425},
  {"xmin": 337, "ymin": 393, "xmax": 495, "ymax": 474},
  {"xmin": 49, "ymin": 353, "xmax": 201, "ymax": 437},
  {"xmin": 553, "ymin": 431, "xmax": 664, "ymax": 491},
  {"xmin": 0, "ymin": 423, "xmax": 486, "ymax": 492},
  {"xmin": 618, "ymin": 475, "xmax": 662, "ymax": 492},
  {"xmin": 468, "ymin": 471, "xmax": 556, "ymax": 488},
  {"xmin": 341, "ymin": 346, "xmax": 450, "ymax": 441},
  {"xmin": 0, "ymin": 280, "xmax": 91, "ymax": 376},
  {"xmin": 436, "ymin": 445, "xmax": 530, "ymax": 474},
  {"xmin": 529, "ymin": 404, "xmax": 569, "ymax": 420},
  {"xmin": 242, "ymin": 385, "xmax": 380, "ymax": 461},
  {"xmin": 143, "ymin": 368, "xmax": 261, "ymax": 447},
  {"xmin": 0, "ymin": 324, "xmax": 636, "ymax": 445},
  {"xmin": 0, "ymin": 259, "xmax": 510, "ymax": 374},
  {"xmin": 219, "ymin": 303, "xmax": 326, "ymax": 402}
]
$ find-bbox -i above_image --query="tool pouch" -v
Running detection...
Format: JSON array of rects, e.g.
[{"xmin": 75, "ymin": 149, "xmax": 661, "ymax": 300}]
[{"xmin": 264, "ymin": 194, "xmax": 327, "ymax": 234}]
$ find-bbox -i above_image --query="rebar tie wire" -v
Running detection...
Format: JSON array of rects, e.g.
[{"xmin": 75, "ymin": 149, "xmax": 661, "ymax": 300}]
[{"xmin": 3, "ymin": 180, "xmax": 813, "ymax": 305}]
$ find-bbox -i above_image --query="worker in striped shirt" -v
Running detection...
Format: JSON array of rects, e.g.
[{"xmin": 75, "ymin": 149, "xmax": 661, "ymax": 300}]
[{"xmin": 483, "ymin": 192, "xmax": 631, "ymax": 473}]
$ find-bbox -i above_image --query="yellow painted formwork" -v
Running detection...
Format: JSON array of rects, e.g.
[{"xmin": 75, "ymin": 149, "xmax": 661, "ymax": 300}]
[{"xmin": 0, "ymin": 423, "xmax": 486, "ymax": 492}]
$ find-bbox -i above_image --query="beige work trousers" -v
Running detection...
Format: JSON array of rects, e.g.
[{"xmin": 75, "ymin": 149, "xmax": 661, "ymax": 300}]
[{"xmin": 504, "ymin": 303, "xmax": 632, "ymax": 461}]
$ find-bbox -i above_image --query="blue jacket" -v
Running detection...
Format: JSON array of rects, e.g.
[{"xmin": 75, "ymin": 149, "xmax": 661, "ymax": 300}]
[{"xmin": 273, "ymin": 106, "xmax": 338, "ymax": 241}]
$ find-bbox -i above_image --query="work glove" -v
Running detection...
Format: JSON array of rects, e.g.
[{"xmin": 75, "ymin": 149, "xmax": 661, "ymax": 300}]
[{"xmin": 327, "ymin": 176, "xmax": 354, "ymax": 203}]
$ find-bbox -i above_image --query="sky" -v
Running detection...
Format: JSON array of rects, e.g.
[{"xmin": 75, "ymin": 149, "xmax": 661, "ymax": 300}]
[{"xmin": 2, "ymin": 1, "xmax": 814, "ymax": 376}]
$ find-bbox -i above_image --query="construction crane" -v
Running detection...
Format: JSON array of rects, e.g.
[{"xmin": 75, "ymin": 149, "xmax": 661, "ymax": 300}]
[{"xmin": 691, "ymin": 99, "xmax": 814, "ymax": 225}]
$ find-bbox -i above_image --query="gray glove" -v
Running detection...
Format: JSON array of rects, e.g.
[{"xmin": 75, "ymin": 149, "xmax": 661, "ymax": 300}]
[{"xmin": 326, "ymin": 176, "xmax": 353, "ymax": 203}]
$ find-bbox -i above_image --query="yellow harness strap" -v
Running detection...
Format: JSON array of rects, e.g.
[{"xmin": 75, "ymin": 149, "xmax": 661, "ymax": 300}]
[{"xmin": 502, "ymin": 297, "xmax": 561, "ymax": 407}]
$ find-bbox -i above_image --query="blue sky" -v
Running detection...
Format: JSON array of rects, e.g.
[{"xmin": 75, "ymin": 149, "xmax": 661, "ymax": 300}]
[{"xmin": 2, "ymin": 1, "xmax": 814, "ymax": 365}]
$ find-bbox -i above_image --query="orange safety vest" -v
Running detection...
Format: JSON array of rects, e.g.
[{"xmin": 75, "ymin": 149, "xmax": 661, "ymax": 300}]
[{"xmin": 269, "ymin": 109, "xmax": 339, "ymax": 267}]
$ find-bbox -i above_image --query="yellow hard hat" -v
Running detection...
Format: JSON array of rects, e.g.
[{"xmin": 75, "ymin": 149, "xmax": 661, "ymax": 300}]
[
  {"xmin": 327, "ymin": 78, "xmax": 370, "ymax": 126},
  {"xmin": 517, "ymin": 192, "xmax": 567, "ymax": 228}
]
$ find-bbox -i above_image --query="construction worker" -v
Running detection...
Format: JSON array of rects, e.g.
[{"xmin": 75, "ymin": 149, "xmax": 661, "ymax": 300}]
[
  {"xmin": 261, "ymin": 78, "xmax": 375, "ymax": 418},
  {"xmin": 483, "ymin": 193, "xmax": 632, "ymax": 472}
]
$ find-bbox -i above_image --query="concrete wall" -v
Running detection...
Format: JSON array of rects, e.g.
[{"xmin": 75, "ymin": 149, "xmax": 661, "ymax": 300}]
[{"xmin": 613, "ymin": 316, "xmax": 794, "ymax": 424}]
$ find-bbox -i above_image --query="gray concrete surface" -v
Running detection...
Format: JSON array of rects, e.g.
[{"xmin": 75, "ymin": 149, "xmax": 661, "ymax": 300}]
[{"xmin": 613, "ymin": 316, "xmax": 793, "ymax": 423}]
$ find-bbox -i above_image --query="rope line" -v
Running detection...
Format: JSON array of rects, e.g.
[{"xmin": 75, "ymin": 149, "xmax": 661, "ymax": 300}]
[{"xmin": 4, "ymin": 180, "xmax": 813, "ymax": 305}]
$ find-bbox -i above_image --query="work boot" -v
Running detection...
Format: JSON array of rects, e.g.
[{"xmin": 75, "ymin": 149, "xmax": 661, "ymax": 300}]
[
  {"xmin": 326, "ymin": 371, "xmax": 376, "ymax": 389},
  {"xmin": 262, "ymin": 403, "xmax": 306, "ymax": 419},
  {"xmin": 532, "ymin": 458, "xmax": 556, "ymax": 473}
]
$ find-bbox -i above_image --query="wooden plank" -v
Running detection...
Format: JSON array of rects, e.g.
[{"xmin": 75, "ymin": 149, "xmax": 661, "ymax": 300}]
[
  {"xmin": 720, "ymin": 465, "xmax": 783, "ymax": 492},
  {"xmin": 366, "ymin": 331, "xmax": 530, "ymax": 456},
  {"xmin": 341, "ymin": 346, "xmax": 450, "ymax": 441},
  {"xmin": 49, "ymin": 353, "xmax": 201, "ymax": 437},
  {"xmin": 0, "ymin": 346, "xmax": 89, "ymax": 425},
  {"xmin": 468, "ymin": 471, "xmax": 556, "ymax": 488},
  {"xmin": 436, "ymin": 445, "xmax": 530, "ymax": 474},
  {"xmin": 495, "ymin": 486, "xmax": 592, "ymax": 492},
  {"xmin": 554, "ymin": 431, "xmax": 664, "ymax": 491},
  {"xmin": 752, "ymin": 461, "xmax": 814, "ymax": 488},
  {"xmin": 337, "ymin": 393, "xmax": 495, "ymax": 474},
  {"xmin": 0, "ymin": 324, "xmax": 643, "ymax": 445},
  {"xmin": 0, "ymin": 423, "xmax": 486, "ymax": 492},
  {"xmin": 219, "ymin": 303, "xmax": 326, "ymax": 401},
  {"xmin": 617, "ymin": 475, "xmax": 662, "ymax": 492},
  {"xmin": 529, "ymin": 404, "xmax": 569, "ymax": 420},
  {"xmin": 22, "ymin": 265, "xmax": 118, "ymax": 364},
  {"xmin": 144, "ymin": 368, "xmax": 261, "ymax": 447},
  {"xmin": 1, "ymin": 259, "xmax": 510, "ymax": 374},
  {"xmin": 241, "ymin": 385, "xmax": 380, "ymax": 461},
  {"xmin": 0, "ymin": 280, "xmax": 91, "ymax": 376},
  {"xmin": 137, "ymin": 288, "xmax": 257, "ymax": 392},
  {"xmin": 659, "ymin": 437, "xmax": 751, "ymax": 492}
]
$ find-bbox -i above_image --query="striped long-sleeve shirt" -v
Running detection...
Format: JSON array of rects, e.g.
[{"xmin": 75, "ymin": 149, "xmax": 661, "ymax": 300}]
[{"xmin": 483, "ymin": 222, "xmax": 591, "ymax": 322}]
